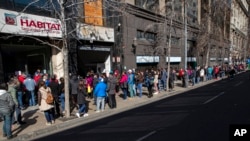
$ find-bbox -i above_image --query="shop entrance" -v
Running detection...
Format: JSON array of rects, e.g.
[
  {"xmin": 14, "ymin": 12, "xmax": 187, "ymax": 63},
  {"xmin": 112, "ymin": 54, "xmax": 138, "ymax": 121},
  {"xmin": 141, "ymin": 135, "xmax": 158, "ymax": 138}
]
[{"xmin": 0, "ymin": 44, "xmax": 49, "ymax": 81}]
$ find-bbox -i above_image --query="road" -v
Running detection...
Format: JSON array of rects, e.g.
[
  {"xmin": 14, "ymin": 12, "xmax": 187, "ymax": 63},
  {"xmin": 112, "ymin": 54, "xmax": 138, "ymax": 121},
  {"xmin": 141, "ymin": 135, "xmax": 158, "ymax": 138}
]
[{"xmin": 33, "ymin": 72, "xmax": 250, "ymax": 141}]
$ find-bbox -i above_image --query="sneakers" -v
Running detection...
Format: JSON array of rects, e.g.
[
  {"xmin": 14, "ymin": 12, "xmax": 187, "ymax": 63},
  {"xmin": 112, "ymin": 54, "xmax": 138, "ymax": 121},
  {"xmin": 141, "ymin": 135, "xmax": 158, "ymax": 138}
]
[
  {"xmin": 83, "ymin": 113, "xmax": 89, "ymax": 117},
  {"xmin": 46, "ymin": 122, "xmax": 52, "ymax": 126},
  {"xmin": 51, "ymin": 120, "xmax": 55, "ymax": 124},
  {"xmin": 76, "ymin": 113, "xmax": 80, "ymax": 118},
  {"xmin": 153, "ymin": 92, "xmax": 159, "ymax": 95}
]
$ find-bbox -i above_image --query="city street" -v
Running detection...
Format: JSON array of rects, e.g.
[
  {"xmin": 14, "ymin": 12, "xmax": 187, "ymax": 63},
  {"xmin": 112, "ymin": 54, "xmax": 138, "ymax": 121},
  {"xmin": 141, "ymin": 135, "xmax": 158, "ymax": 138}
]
[{"xmin": 33, "ymin": 72, "xmax": 250, "ymax": 141}]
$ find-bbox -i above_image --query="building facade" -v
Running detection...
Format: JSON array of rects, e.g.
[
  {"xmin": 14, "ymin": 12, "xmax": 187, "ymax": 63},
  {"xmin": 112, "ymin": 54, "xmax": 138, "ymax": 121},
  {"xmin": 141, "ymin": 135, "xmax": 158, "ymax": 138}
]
[
  {"xmin": 230, "ymin": 0, "xmax": 249, "ymax": 65},
  {"xmin": 117, "ymin": 0, "xmax": 199, "ymax": 71},
  {"xmin": 197, "ymin": 0, "xmax": 231, "ymax": 67},
  {"xmin": 0, "ymin": 1, "xmax": 63, "ymax": 82}
]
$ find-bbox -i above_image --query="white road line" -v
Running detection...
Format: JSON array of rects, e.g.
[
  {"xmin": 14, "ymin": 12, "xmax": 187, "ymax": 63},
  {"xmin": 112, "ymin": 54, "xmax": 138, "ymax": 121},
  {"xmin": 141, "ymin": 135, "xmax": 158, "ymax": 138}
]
[
  {"xmin": 234, "ymin": 81, "xmax": 242, "ymax": 87},
  {"xmin": 203, "ymin": 92, "xmax": 225, "ymax": 104},
  {"xmin": 136, "ymin": 131, "xmax": 157, "ymax": 141}
]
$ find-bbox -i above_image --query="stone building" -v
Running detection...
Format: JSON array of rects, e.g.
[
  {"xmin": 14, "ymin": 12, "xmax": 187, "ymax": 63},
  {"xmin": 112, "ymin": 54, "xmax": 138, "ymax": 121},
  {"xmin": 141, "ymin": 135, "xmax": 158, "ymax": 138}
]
[{"xmin": 230, "ymin": 0, "xmax": 249, "ymax": 65}]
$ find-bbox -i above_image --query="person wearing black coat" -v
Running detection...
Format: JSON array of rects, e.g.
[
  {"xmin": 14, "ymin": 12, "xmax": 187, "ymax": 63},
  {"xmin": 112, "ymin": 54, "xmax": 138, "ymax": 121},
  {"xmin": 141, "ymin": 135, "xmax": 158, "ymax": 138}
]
[
  {"xmin": 69, "ymin": 74, "xmax": 79, "ymax": 110},
  {"xmin": 75, "ymin": 79, "xmax": 89, "ymax": 118},
  {"xmin": 48, "ymin": 75, "xmax": 60, "ymax": 117},
  {"xmin": 107, "ymin": 72, "xmax": 118, "ymax": 109}
]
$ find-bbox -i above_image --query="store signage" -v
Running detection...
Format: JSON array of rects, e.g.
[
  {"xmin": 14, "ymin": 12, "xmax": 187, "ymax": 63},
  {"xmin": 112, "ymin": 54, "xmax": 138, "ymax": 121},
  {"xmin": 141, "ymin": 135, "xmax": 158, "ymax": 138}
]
[
  {"xmin": 76, "ymin": 23, "xmax": 114, "ymax": 42},
  {"xmin": 166, "ymin": 57, "xmax": 181, "ymax": 62},
  {"xmin": 136, "ymin": 56, "xmax": 159, "ymax": 63},
  {"xmin": 0, "ymin": 9, "xmax": 62, "ymax": 38}
]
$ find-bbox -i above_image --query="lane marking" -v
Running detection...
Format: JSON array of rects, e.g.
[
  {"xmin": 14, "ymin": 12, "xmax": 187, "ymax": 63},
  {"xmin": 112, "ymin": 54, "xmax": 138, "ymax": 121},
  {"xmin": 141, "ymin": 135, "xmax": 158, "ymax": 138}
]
[
  {"xmin": 136, "ymin": 131, "xmax": 157, "ymax": 141},
  {"xmin": 203, "ymin": 92, "xmax": 225, "ymax": 104},
  {"xmin": 234, "ymin": 81, "xmax": 242, "ymax": 87}
]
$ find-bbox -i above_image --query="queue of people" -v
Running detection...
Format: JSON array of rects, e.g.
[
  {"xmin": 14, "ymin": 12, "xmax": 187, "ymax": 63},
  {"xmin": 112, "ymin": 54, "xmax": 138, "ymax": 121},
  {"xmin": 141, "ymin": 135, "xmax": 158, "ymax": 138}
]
[{"xmin": 0, "ymin": 64, "xmax": 245, "ymax": 140}]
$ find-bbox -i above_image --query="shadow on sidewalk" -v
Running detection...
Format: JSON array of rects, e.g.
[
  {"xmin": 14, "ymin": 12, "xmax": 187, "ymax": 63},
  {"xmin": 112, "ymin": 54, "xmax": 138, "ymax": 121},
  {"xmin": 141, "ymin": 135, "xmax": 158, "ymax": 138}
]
[{"xmin": 12, "ymin": 109, "xmax": 39, "ymax": 136}]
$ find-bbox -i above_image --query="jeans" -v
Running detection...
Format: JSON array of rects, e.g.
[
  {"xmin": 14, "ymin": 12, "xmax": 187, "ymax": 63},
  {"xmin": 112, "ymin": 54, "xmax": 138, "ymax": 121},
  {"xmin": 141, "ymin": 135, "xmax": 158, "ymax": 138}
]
[
  {"xmin": 17, "ymin": 91, "xmax": 23, "ymax": 108},
  {"xmin": 44, "ymin": 109, "xmax": 54, "ymax": 123},
  {"xmin": 2, "ymin": 113, "xmax": 13, "ymax": 137},
  {"xmin": 161, "ymin": 79, "xmax": 166, "ymax": 91},
  {"xmin": 27, "ymin": 90, "xmax": 36, "ymax": 106},
  {"xmin": 121, "ymin": 88, "xmax": 127, "ymax": 100},
  {"xmin": 78, "ymin": 104, "xmax": 86, "ymax": 114},
  {"xmin": 137, "ymin": 83, "xmax": 142, "ymax": 97},
  {"xmin": 96, "ymin": 97, "xmax": 105, "ymax": 111},
  {"xmin": 196, "ymin": 77, "xmax": 200, "ymax": 84},
  {"xmin": 60, "ymin": 93, "xmax": 65, "ymax": 112},
  {"xmin": 128, "ymin": 84, "xmax": 134, "ymax": 98},
  {"xmin": 108, "ymin": 94, "xmax": 116, "ymax": 108},
  {"xmin": 12, "ymin": 105, "xmax": 22, "ymax": 124}
]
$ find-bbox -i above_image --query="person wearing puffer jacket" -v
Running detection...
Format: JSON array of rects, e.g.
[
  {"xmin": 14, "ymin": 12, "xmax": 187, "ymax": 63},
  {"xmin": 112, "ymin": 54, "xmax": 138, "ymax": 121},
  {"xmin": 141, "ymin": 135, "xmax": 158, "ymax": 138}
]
[
  {"xmin": 93, "ymin": 77, "xmax": 107, "ymax": 113},
  {"xmin": 0, "ymin": 83, "xmax": 16, "ymax": 139}
]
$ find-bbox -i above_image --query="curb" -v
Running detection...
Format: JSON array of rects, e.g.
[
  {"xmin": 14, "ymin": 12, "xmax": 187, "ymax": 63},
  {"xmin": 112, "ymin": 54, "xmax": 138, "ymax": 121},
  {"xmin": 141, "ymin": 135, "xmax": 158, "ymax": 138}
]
[{"xmin": 9, "ymin": 77, "xmax": 224, "ymax": 141}]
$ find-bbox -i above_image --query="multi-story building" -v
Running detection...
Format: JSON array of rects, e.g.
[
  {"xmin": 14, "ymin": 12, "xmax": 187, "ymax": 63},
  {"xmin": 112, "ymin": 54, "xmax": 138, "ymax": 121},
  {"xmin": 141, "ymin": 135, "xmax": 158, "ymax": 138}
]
[
  {"xmin": 196, "ymin": 0, "xmax": 231, "ymax": 67},
  {"xmin": 230, "ymin": 0, "xmax": 249, "ymax": 65},
  {"xmin": 115, "ymin": 0, "xmax": 199, "ymax": 71},
  {"xmin": 0, "ymin": 0, "xmax": 63, "ymax": 82}
]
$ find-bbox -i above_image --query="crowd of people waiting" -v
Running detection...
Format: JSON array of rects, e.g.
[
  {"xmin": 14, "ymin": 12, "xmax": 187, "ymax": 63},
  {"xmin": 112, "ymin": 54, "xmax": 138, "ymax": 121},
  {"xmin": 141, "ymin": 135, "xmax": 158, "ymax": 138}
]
[{"xmin": 0, "ymin": 63, "xmax": 245, "ymax": 139}]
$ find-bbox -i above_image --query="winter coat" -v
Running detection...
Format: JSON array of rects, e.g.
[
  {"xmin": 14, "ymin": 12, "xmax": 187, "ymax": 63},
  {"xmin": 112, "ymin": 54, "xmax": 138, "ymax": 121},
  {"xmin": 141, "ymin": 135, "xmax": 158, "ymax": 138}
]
[
  {"xmin": 119, "ymin": 74, "xmax": 128, "ymax": 88},
  {"xmin": 0, "ymin": 90, "xmax": 15, "ymax": 116},
  {"xmin": 94, "ymin": 81, "xmax": 107, "ymax": 97},
  {"xmin": 107, "ymin": 75, "xmax": 117, "ymax": 95},
  {"xmin": 38, "ymin": 87, "xmax": 54, "ymax": 112},
  {"xmin": 77, "ymin": 88, "xmax": 86, "ymax": 105},
  {"xmin": 23, "ymin": 77, "xmax": 36, "ymax": 91},
  {"xmin": 48, "ymin": 80, "xmax": 59, "ymax": 97},
  {"xmin": 8, "ymin": 85, "xmax": 18, "ymax": 105},
  {"xmin": 70, "ymin": 75, "xmax": 79, "ymax": 95}
]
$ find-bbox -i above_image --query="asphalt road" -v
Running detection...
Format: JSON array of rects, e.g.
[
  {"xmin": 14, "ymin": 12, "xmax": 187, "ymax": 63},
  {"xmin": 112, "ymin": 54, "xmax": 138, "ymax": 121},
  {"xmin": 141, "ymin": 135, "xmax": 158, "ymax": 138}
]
[{"xmin": 34, "ymin": 72, "xmax": 250, "ymax": 141}]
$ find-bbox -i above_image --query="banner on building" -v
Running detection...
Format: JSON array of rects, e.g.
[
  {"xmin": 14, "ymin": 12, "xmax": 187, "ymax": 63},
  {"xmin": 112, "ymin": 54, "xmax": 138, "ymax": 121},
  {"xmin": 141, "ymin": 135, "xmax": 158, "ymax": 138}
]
[
  {"xmin": 76, "ymin": 23, "xmax": 114, "ymax": 42},
  {"xmin": 136, "ymin": 56, "xmax": 159, "ymax": 63},
  {"xmin": 0, "ymin": 9, "xmax": 62, "ymax": 38}
]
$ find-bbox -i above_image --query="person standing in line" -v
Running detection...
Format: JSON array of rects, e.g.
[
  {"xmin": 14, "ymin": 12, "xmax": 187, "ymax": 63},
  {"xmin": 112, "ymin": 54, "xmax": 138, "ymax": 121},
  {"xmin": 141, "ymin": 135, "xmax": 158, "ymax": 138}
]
[
  {"xmin": 160, "ymin": 68, "xmax": 167, "ymax": 92},
  {"xmin": 58, "ymin": 77, "xmax": 65, "ymax": 116},
  {"xmin": 153, "ymin": 70, "xmax": 160, "ymax": 94},
  {"xmin": 17, "ymin": 72, "xmax": 25, "ymax": 109},
  {"xmin": 93, "ymin": 77, "xmax": 107, "ymax": 113},
  {"xmin": 8, "ymin": 78, "xmax": 26, "ymax": 126},
  {"xmin": 75, "ymin": 79, "xmax": 89, "ymax": 118},
  {"xmin": 0, "ymin": 83, "xmax": 16, "ymax": 139},
  {"xmin": 119, "ymin": 71, "xmax": 128, "ymax": 100},
  {"xmin": 69, "ymin": 74, "xmax": 79, "ymax": 110},
  {"xmin": 107, "ymin": 71, "xmax": 118, "ymax": 109},
  {"xmin": 145, "ymin": 72, "xmax": 154, "ymax": 98},
  {"xmin": 136, "ymin": 70, "xmax": 144, "ymax": 98},
  {"xmin": 48, "ymin": 75, "xmax": 60, "ymax": 118},
  {"xmin": 23, "ymin": 74, "xmax": 37, "ymax": 107},
  {"xmin": 127, "ymin": 69, "xmax": 135, "ymax": 98},
  {"xmin": 38, "ymin": 81, "xmax": 55, "ymax": 125},
  {"xmin": 92, "ymin": 73, "xmax": 99, "ymax": 105}
]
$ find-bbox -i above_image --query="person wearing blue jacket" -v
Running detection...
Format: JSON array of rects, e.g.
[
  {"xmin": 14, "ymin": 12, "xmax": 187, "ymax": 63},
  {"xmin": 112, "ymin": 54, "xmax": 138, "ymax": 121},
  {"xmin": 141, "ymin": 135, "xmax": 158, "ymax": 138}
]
[{"xmin": 93, "ymin": 78, "xmax": 107, "ymax": 113}]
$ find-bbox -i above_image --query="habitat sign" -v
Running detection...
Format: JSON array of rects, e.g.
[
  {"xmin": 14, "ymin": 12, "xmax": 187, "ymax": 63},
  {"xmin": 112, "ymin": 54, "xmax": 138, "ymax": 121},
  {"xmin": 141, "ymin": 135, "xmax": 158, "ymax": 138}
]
[{"xmin": 0, "ymin": 9, "xmax": 62, "ymax": 38}]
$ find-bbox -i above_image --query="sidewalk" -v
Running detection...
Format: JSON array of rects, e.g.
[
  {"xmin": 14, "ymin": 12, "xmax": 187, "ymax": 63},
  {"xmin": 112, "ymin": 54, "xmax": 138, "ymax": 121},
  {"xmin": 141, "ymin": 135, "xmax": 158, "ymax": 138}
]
[{"xmin": 0, "ymin": 79, "xmax": 220, "ymax": 141}]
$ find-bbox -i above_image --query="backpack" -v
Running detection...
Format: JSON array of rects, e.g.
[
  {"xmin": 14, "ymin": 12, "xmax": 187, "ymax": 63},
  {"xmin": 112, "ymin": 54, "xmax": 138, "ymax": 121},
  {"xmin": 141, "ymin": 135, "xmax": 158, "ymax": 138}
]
[{"xmin": 46, "ymin": 91, "xmax": 54, "ymax": 104}]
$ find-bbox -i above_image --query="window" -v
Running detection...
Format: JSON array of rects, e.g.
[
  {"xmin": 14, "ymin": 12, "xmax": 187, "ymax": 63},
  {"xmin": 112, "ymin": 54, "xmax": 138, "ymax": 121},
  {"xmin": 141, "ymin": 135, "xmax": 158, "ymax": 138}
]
[
  {"xmin": 0, "ymin": 0, "xmax": 60, "ymax": 17},
  {"xmin": 137, "ymin": 30, "xmax": 156, "ymax": 41},
  {"xmin": 135, "ymin": 0, "xmax": 159, "ymax": 12}
]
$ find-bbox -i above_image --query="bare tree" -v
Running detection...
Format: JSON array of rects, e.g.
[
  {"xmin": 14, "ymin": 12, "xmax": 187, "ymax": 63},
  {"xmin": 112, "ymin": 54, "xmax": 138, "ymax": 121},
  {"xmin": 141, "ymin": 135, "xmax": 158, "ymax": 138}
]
[
  {"xmin": 196, "ymin": 0, "xmax": 231, "ymax": 67},
  {"xmin": 0, "ymin": 0, "xmax": 129, "ymax": 118}
]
